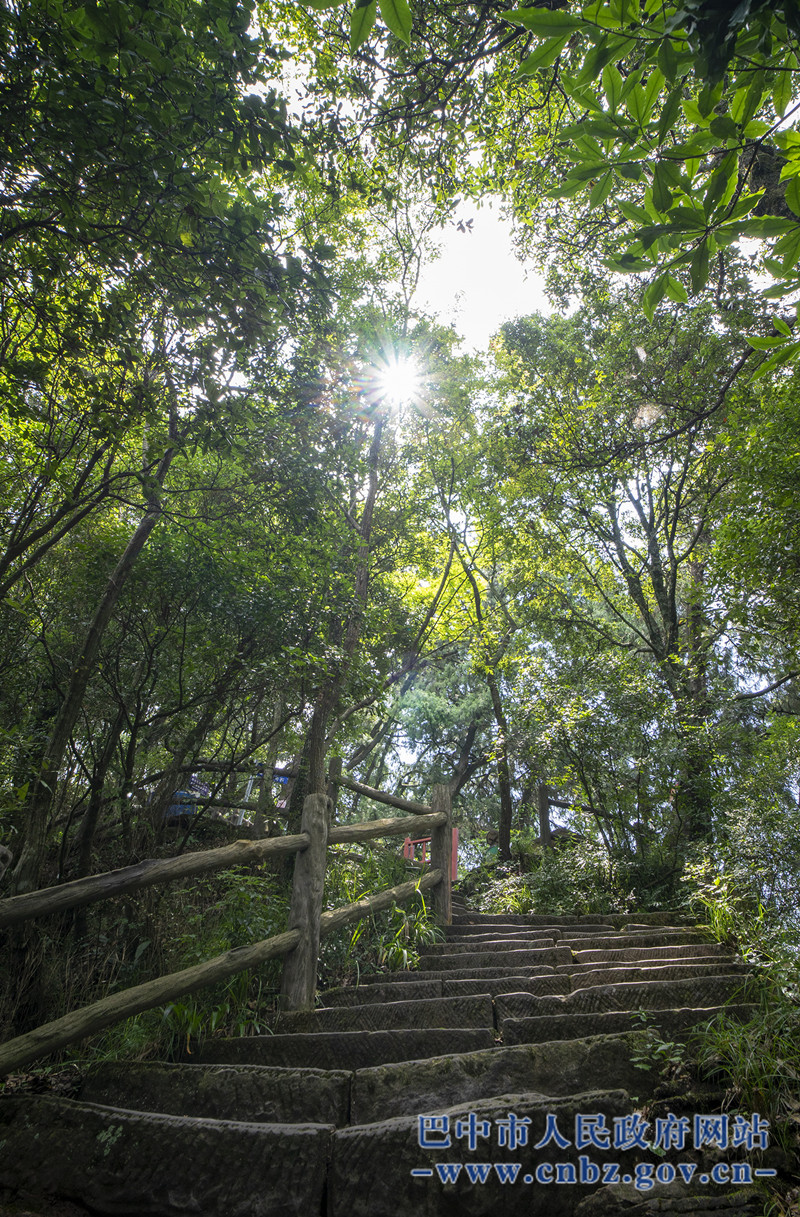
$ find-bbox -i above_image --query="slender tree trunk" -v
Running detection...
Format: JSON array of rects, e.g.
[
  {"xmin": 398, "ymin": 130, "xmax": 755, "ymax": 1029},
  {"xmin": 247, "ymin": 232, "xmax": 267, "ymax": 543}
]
[
  {"xmin": 537, "ymin": 784, "xmax": 552, "ymax": 850},
  {"xmin": 302, "ymin": 415, "xmax": 384, "ymax": 804},
  {"xmin": 11, "ymin": 446, "xmax": 175, "ymax": 895},
  {"xmin": 486, "ymin": 671, "xmax": 514, "ymax": 861}
]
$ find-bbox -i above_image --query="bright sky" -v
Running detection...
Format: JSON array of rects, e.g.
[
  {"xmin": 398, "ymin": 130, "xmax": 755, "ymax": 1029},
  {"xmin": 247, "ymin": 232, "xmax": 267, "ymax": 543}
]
[{"xmin": 415, "ymin": 200, "xmax": 551, "ymax": 351}]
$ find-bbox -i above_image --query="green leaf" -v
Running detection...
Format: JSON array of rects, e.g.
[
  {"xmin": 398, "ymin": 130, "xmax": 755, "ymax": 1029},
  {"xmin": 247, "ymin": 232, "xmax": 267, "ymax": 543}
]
[
  {"xmin": 745, "ymin": 216, "xmax": 797, "ymax": 237},
  {"xmin": 550, "ymin": 171, "xmax": 600, "ymax": 199},
  {"xmin": 500, "ymin": 7, "xmax": 581, "ymax": 34},
  {"xmin": 664, "ymin": 272, "xmax": 688, "ymax": 303},
  {"xmin": 682, "ymin": 98, "xmax": 711, "ymax": 127},
  {"xmin": 657, "ymin": 87, "xmax": 683, "ymax": 141},
  {"xmin": 652, "ymin": 162, "xmax": 675, "ymax": 212},
  {"xmin": 704, "ymin": 151, "xmax": 738, "ymax": 215},
  {"xmin": 379, "ymin": 0, "xmax": 412, "ymax": 43},
  {"xmin": 690, "ymin": 239, "xmax": 710, "ymax": 293},
  {"xmin": 516, "ymin": 34, "xmax": 570, "ymax": 75},
  {"xmin": 618, "ymin": 199, "xmax": 651, "ymax": 225},
  {"xmin": 589, "ymin": 170, "xmax": 614, "ymax": 208},
  {"xmin": 745, "ymin": 334, "xmax": 790, "ymax": 350},
  {"xmin": 350, "ymin": 0, "xmax": 377, "ymax": 51},
  {"xmin": 730, "ymin": 71, "xmax": 766, "ymax": 128},
  {"xmin": 602, "ymin": 62, "xmax": 623, "ymax": 112},
  {"xmin": 785, "ymin": 177, "xmax": 800, "ymax": 219},
  {"xmin": 773, "ymin": 69, "xmax": 793, "ymax": 117},
  {"xmin": 773, "ymin": 224, "xmax": 800, "ymax": 269},
  {"xmin": 627, "ymin": 69, "xmax": 663, "ymax": 127},
  {"xmin": 643, "ymin": 272, "xmax": 668, "ymax": 321},
  {"xmin": 575, "ymin": 33, "xmax": 628, "ymax": 84},
  {"xmin": 657, "ymin": 37, "xmax": 679, "ymax": 82},
  {"xmin": 751, "ymin": 339, "xmax": 800, "ymax": 377},
  {"xmin": 709, "ymin": 114, "xmax": 739, "ymax": 140},
  {"xmin": 773, "ymin": 315, "xmax": 792, "ymax": 336}
]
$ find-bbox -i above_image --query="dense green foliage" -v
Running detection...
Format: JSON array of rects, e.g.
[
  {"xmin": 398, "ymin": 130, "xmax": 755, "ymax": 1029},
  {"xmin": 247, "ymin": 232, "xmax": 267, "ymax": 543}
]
[{"xmin": 0, "ymin": 5, "xmax": 797, "ymax": 1172}]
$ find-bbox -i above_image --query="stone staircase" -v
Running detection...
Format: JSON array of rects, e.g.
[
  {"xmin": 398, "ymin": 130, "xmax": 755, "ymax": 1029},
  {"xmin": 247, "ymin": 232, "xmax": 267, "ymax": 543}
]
[{"xmin": 0, "ymin": 896, "xmax": 769, "ymax": 1216}]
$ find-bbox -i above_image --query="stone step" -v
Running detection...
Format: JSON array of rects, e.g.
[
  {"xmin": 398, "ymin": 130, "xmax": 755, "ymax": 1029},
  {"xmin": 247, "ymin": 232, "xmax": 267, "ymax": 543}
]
[
  {"xmin": 496, "ymin": 974, "xmax": 749, "ymax": 1021},
  {"xmin": 320, "ymin": 979, "xmax": 443, "ymax": 1006},
  {"xmin": 359, "ymin": 963, "xmax": 560, "ymax": 984},
  {"xmin": 197, "ymin": 1027, "xmax": 495, "ymax": 1071},
  {"xmin": 444, "ymin": 924, "xmax": 617, "ymax": 939},
  {"xmin": 560, "ymin": 953, "xmax": 740, "ymax": 973},
  {"xmin": 349, "ymin": 1032, "xmax": 669, "ymax": 1124},
  {"xmin": 451, "ymin": 911, "xmax": 693, "ymax": 926},
  {"xmin": 0, "ymin": 1093, "xmax": 332, "ymax": 1217},
  {"xmin": 574, "ymin": 943, "xmax": 734, "ymax": 965},
  {"xmin": 559, "ymin": 962, "xmax": 751, "ymax": 990},
  {"xmin": 559, "ymin": 931, "xmax": 712, "ymax": 951},
  {"xmin": 501, "ymin": 1003, "xmax": 758, "ymax": 1045},
  {"xmin": 329, "ymin": 1088, "xmax": 638, "ymax": 1217},
  {"xmin": 423, "ymin": 935, "xmax": 557, "ymax": 953},
  {"xmin": 273, "ymin": 993, "xmax": 494, "ymax": 1034},
  {"xmin": 417, "ymin": 945, "xmax": 573, "ymax": 971},
  {"xmin": 574, "ymin": 1182, "xmax": 765, "ymax": 1216},
  {"xmin": 442, "ymin": 975, "xmax": 572, "ymax": 998},
  {"xmin": 79, "ymin": 1059, "xmax": 351, "ymax": 1126}
]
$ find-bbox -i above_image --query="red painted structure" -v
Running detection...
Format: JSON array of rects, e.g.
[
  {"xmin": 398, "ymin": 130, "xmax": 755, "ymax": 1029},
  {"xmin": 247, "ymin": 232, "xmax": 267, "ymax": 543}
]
[{"xmin": 403, "ymin": 827, "xmax": 458, "ymax": 881}]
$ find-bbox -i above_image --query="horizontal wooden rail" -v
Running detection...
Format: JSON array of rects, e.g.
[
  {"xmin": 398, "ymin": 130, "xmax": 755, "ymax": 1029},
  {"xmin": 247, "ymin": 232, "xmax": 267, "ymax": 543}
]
[
  {"xmin": 319, "ymin": 870, "xmax": 442, "ymax": 936},
  {"xmin": 329, "ymin": 811, "xmax": 445, "ymax": 846},
  {"xmin": 334, "ymin": 774, "xmax": 432, "ymax": 815},
  {"xmin": 0, "ymin": 834, "xmax": 310, "ymax": 930},
  {"xmin": 0, "ymin": 871, "xmax": 443, "ymax": 1077},
  {"xmin": 0, "ymin": 813, "xmax": 445, "ymax": 931},
  {"xmin": 0, "ymin": 929, "xmax": 302, "ymax": 1078}
]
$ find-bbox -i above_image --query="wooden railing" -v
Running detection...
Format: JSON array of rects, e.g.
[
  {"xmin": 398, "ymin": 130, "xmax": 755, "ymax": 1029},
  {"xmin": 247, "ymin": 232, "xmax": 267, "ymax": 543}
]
[{"xmin": 0, "ymin": 781, "xmax": 452, "ymax": 1077}]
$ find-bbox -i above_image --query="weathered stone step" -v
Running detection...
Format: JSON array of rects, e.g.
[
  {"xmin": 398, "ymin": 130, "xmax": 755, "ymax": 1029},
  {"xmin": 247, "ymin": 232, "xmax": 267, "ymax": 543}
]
[
  {"xmin": 79, "ymin": 1059, "xmax": 351, "ymax": 1126},
  {"xmin": 198, "ymin": 1027, "xmax": 495, "ymax": 1071},
  {"xmin": 574, "ymin": 942, "xmax": 734, "ymax": 964},
  {"xmin": 329, "ymin": 1088, "xmax": 637, "ymax": 1217},
  {"xmin": 444, "ymin": 924, "xmax": 616, "ymax": 939},
  {"xmin": 559, "ymin": 962, "xmax": 751, "ymax": 989},
  {"xmin": 559, "ymin": 931, "xmax": 712, "ymax": 951},
  {"xmin": 442, "ymin": 975, "xmax": 572, "ymax": 998},
  {"xmin": 496, "ymin": 974, "xmax": 749, "ymax": 1021},
  {"xmin": 574, "ymin": 1182, "xmax": 765, "ymax": 1216},
  {"xmin": 0, "ymin": 1093, "xmax": 332, "ymax": 1217},
  {"xmin": 424, "ymin": 935, "xmax": 557, "ymax": 953},
  {"xmin": 359, "ymin": 962, "xmax": 560, "ymax": 984},
  {"xmin": 501, "ymin": 1003, "xmax": 758, "ymax": 1045},
  {"xmin": 451, "ymin": 911, "xmax": 692, "ymax": 926},
  {"xmin": 274, "ymin": 993, "xmax": 494, "ymax": 1034},
  {"xmin": 417, "ymin": 945, "xmax": 573, "ymax": 971},
  {"xmin": 349, "ymin": 1032, "xmax": 669, "ymax": 1124},
  {"xmin": 320, "ymin": 979, "xmax": 442, "ymax": 1006},
  {"xmin": 561, "ymin": 953, "xmax": 740, "ymax": 973}
]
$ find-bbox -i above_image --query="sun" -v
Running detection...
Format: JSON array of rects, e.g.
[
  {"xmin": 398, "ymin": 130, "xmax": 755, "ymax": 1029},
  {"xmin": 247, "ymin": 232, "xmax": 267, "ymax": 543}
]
[{"xmin": 373, "ymin": 355, "xmax": 422, "ymax": 408}]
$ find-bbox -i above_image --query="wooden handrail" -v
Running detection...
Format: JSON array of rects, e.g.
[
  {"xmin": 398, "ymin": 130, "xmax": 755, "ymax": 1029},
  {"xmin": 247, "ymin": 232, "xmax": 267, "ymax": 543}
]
[
  {"xmin": 0, "ymin": 929, "xmax": 303, "ymax": 1078},
  {"xmin": 0, "ymin": 870, "xmax": 443, "ymax": 1077},
  {"xmin": 319, "ymin": 870, "xmax": 441, "ymax": 936},
  {"xmin": 328, "ymin": 811, "xmax": 445, "ymax": 845},
  {"xmin": 0, "ymin": 834, "xmax": 311, "ymax": 930},
  {"xmin": 0, "ymin": 784, "xmax": 454, "ymax": 1072},
  {"xmin": 332, "ymin": 774, "xmax": 432, "ymax": 815}
]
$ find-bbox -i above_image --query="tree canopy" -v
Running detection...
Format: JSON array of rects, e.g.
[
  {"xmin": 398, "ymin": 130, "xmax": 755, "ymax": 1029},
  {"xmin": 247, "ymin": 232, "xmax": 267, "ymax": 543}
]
[{"xmin": 0, "ymin": 0, "xmax": 798, "ymax": 1086}]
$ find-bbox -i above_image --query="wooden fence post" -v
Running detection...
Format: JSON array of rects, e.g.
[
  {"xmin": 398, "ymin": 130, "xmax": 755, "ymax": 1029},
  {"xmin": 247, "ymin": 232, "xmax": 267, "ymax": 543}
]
[
  {"xmin": 429, "ymin": 783, "xmax": 452, "ymax": 926},
  {"xmin": 280, "ymin": 792, "xmax": 328, "ymax": 1010}
]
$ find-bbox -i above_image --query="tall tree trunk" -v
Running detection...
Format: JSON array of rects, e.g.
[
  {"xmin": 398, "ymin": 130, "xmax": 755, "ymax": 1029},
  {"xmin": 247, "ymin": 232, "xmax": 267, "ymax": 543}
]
[
  {"xmin": 486, "ymin": 671, "xmax": 514, "ymax": 861},
  {"xmin": 10, "ymin": 446, "xmax": 175, "ymax": 895},
  {"xmin": 300, "ymin": 415, "xmax": 384, "ymax": 810},
  {"xmin": 677, "ymin": 546, "xmax": 713, "ymax": 841}
]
